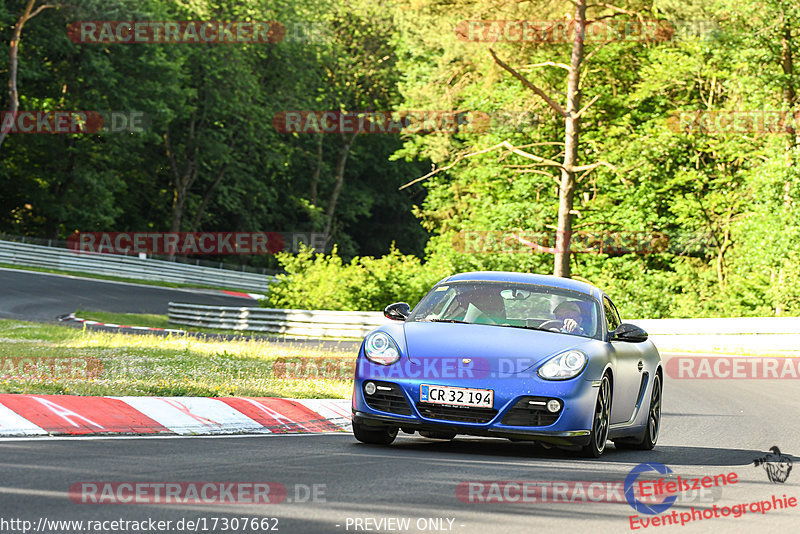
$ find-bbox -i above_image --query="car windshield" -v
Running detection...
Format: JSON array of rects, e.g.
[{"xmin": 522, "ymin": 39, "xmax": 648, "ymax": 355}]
[{"xmin": 408, "ymin": 281, "xmax": 601, "ymax": 339}]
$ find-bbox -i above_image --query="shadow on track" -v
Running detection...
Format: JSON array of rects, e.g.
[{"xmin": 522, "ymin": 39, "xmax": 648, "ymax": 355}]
[{"xmin": 354, "ymin": 437, "xmax": 781, "ymax": 467}]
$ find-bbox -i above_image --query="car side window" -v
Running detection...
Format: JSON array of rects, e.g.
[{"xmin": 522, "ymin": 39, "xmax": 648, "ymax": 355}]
[{"xmin": 603, "ymin": 297, "xmax": 621, "ymax": 332}]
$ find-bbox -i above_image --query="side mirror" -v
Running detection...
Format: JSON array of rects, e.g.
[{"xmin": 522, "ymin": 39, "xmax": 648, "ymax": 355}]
[
  {"xmin": 384, "ymin": 302, "xmax": 411, "ymax": 321},
  {"xmin": 610, "ymin": 323, "xmax": 648, "ymax": 343}
]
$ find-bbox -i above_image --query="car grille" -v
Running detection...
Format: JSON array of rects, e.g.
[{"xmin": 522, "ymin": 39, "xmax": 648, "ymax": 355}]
[
  {"xmin": 363, "ymin": 381, "xmax": 413, "ymax": 415},
  {"xmin": 501, "ymin": 396, "xmax": 560, "ymax": 427},
  {"xmin": 416, "ymin": 403, "xmax": 498, "ymax": 424}
]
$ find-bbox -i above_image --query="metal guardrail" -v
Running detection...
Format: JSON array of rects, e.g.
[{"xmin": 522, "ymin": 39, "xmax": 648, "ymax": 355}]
[
  {"xmin": 629, "ymin": 318, "xmax": 800, "ymax": 356},
  {"xmin": 630, "ymin": 317, "xmax": 800, "ymax": 334},
  {"xmin": 168, "ymin": 302, "xmax": 387, "ymax": 338},
  {"xmin": 0, "ymin": 240, "xmax": 275, "ymax": 293},
  {"xmin": 168, "ymin": 302, "xmax": 800, "ymax": 353},
  {"xmin": 0, "ymin": 233, "xmax": 278, "ymax": 275}
]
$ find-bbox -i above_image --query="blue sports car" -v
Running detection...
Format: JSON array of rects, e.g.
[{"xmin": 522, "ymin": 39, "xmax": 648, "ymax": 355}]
[{"xmin": 351, "ymin": 271, "xmax": 663, "ymax": 457}]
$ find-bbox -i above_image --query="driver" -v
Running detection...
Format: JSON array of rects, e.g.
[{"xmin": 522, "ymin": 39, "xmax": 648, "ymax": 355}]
[{"xmin": 552, "ymin": 301, "xmax": 587, "ymax": 334}]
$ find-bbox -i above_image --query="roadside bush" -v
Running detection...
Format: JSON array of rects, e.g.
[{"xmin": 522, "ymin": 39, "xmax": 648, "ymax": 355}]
[{"xmin": 263, "ymin": 245, "xmax": 451, "ymax": 311}]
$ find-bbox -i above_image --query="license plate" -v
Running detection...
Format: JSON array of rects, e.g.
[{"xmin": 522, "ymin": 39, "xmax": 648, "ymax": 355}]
[{"xmin": 419, "ymin": 384, "xmax": 494, "ymax": 408}]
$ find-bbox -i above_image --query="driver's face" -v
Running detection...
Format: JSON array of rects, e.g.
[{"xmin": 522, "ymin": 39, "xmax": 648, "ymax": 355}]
[{"xmin": 556, "ymin": 304, "xmax": 582, "ymax": 322}]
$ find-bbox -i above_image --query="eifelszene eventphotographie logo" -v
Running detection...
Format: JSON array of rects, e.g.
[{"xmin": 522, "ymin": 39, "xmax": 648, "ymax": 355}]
[{"xmin": 625, "ymin": 463, "xmax": 677, "ymax": 515}]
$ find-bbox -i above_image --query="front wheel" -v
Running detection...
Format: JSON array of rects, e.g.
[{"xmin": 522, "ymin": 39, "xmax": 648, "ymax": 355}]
[
  {"xmin": 581, "ymin": 374, "xmax": 611, "ymax": 458},
  {"xmin": 616, "ymin": 373, "xmax": 662, "ymax": 451},
  {"xmin": 353, "ymin": 421, "xmax": 398, "ymax": 445},
  {"xmin": 641, "ymin": 373, "xmax": 663, "ymax": 449}
]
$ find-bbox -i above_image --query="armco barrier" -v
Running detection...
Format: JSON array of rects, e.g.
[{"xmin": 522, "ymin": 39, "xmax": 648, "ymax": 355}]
[
  {"xmin": 629, "ymin": 317, "xmax": 800, "ymax": 356},
  {"xmin": 168, "ymin": 303, "xmax": 800, "ymax": 352},
  {"xmin": 168, "ymin": 302, "xmax": 388, "ymax": 338},
  {"xmin": 0, "ymin": 240, "xmax": 275, "ymax": 293}
]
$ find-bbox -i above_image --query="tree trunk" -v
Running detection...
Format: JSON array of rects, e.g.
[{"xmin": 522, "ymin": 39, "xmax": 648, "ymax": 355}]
[
  {"xmin": 311, "ymin": 133, "xmax": 323, "ymax": 206},
  {"xmin": 164, "ymin": 125, "xmax": 198, "ymax": 259},
  {"xmin": 776, "ymin": 11, "xmax": 796, "ymax": 315},
  {"xmin": 0, "ymin": 0, "xmax": 54, "ymax": 150},
  {"xmin": 190, "ymin": 164, "xmax": 227, "ymax": 232},
  {"xmin": 781, "ymin": 13, "xmax": 796, "ymax": 209},
  {"xmin": 44, "ymin": 137, "xmax": 77, "ymax": 239},
  {"xmin": 323, "ymin": 132, "xmax": 357, "ymax": 240},
  {"xmin": 716, "ymin": 226, "xmax": 730, "ymax": 289},
  {"xmin": 553, "ymin": 1, "xmax": 587, "ymax": 278}
]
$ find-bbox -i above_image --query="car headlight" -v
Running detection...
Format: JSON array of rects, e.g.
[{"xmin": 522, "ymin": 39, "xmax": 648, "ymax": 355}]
[
  {"xmin": 537, "ymin": 350, "xmax": 587, "ymax": 380},
  {"xmin": 364, "ymin": 332, "xmax": 401, "ymax": 365}
]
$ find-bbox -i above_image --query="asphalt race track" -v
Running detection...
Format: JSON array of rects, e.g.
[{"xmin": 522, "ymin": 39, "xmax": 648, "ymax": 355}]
[
  {"xmin": 0, "ymin": 268, "xmax": 362, "ymax": 351},
  {"xmin": 0, "ymin": 268, "xmax": 798, "ymax": 532},
  {"xmin": 0, "ymin": 371, "xmax": 798, "ymax": 533},
  {"xmin": 0, "ymin": 268, "xmax": 256, "ymax": 322}
]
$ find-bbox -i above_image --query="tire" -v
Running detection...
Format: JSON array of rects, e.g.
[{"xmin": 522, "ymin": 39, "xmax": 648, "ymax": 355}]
[
  {"xmin": 615, "ymin": 373, "xmax": 662, "ymax": 451},
  {"xmin": 353, "ymin": 421, "xmax": 398, "ymax": 445},
  {"xmin": 581, "ymin": 373, "xmax": 612, "ymax": 458}
]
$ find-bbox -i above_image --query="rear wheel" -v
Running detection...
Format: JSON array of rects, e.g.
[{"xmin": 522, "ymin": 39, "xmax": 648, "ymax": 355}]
[
  {"xmin": 581, "ymin": 374, "xmax": 611, "ymax": 458},
  {"xmin": 352, "ymin": 421, "xmax": 398, "ymax": 445}
]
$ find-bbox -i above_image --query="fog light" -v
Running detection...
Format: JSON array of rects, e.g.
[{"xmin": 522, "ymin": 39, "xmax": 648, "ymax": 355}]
[
  {"xmin": 364, "ymin": 382, "xmax": 377, "ymax": 395},
  {"xmin": 546, "ymin": 399, "xmax": 562, "ymax": 413}
]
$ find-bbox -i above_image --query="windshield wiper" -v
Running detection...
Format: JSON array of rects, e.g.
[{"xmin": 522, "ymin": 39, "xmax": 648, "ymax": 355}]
[
  {"xmin": 419, "ymin": 319, "xmax": 581, "ymax": 335},
  {"xmin": 497, "ymin": 323, "xmax": 558, "ymax": 333}
]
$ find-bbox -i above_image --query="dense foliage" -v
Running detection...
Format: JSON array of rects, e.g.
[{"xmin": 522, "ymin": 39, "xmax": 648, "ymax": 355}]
[
  {"xmin": 3, "ymin": 0, "xmax": 799, "ymax": 317},
  {"xmin": 265, "ymin": 245, "xmax": 450, "ymax": 311},
  {"xmin": 0, "ymin": 0, "xmax": 429, "ymax": 262}
]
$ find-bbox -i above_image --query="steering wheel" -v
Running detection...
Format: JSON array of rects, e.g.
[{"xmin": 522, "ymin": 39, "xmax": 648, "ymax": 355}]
[{"xmin": 538, "ymin": 320, "xmax": 564, "ymax": 332}]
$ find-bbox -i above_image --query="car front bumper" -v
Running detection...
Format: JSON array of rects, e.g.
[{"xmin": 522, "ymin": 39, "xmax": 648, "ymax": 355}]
[{"xmin": 351, "ymin": 366, "xmax": 602, "ymax": 447}]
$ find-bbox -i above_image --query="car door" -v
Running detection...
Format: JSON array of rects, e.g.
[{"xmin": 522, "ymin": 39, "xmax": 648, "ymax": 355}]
[{"xmin": 605, "ymin": 296, "xmax": 643, "ymax": 424}]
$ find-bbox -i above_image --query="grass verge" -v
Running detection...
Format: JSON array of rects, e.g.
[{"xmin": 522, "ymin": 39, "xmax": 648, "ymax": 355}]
[
  {"xmin": 76, "ymin": 310, "xmax": 173, "ymax": 329},
  {"xmin": 0, "ymin": 319, "xmax": 353, "ymax": 398},
  {"xmin": 73, "ymin": 309, "xmax": 362, "ymax": 342}
]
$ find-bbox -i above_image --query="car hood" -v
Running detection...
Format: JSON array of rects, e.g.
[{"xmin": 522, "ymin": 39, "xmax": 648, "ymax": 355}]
[{"xmin": 402, "ymin": 321, "xmax": 595, "ymax": 375}]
